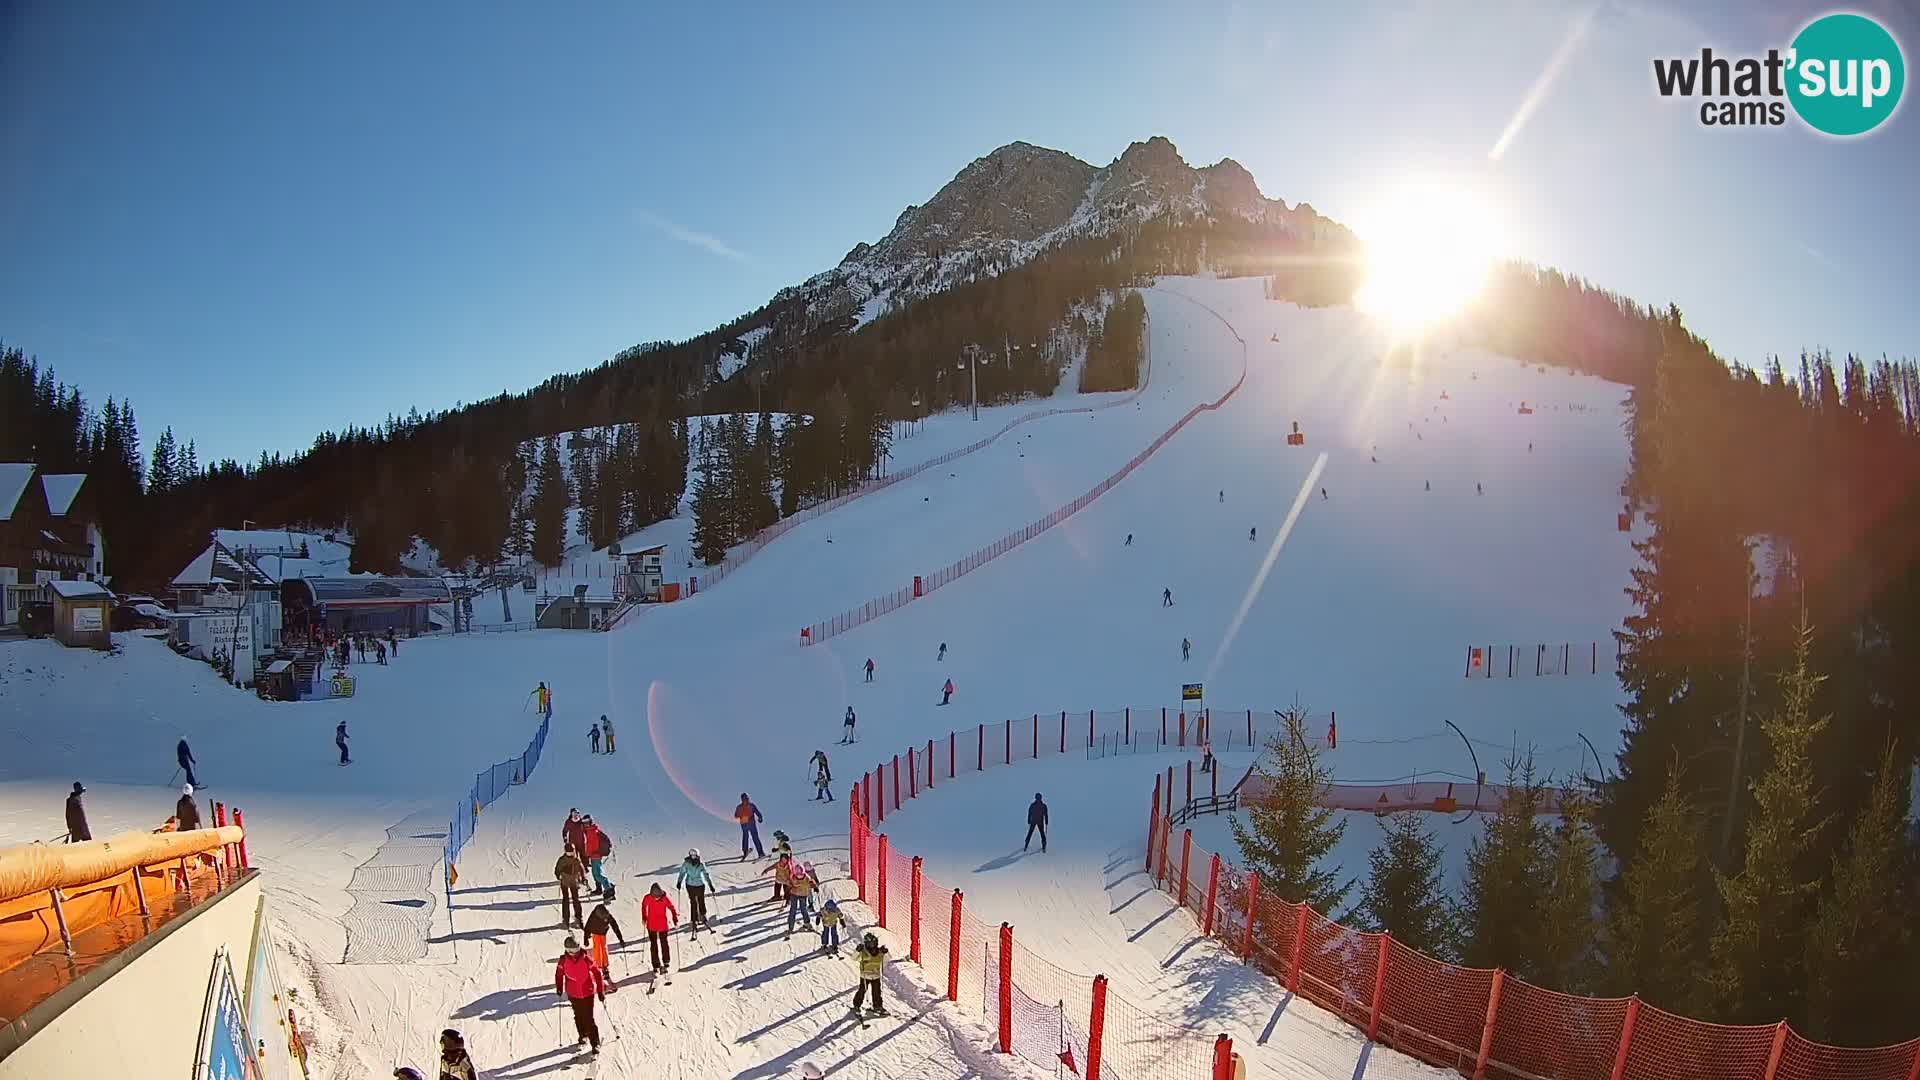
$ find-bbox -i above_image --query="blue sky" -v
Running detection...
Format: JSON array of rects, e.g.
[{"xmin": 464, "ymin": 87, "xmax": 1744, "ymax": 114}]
[{"xmin": 3, "ymin": 1, "xmax": 1916, "ymax": 464}]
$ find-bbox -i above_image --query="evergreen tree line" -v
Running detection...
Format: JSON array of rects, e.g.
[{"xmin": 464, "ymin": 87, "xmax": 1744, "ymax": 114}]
[
  {"xmin": 1080, "ymin": 292, "xmax": 1147, "ymax": 393},
  {"xmin": 0, "ymin": 346, "xmax": 148, "ymax": 573}
]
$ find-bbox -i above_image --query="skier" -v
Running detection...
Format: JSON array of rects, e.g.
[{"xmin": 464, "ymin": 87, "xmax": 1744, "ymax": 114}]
[
  {"xmin": 1425, "ymin": 480, "xmax": 1431, "ymax": 491},
  {"xmin": 355, "ymin": 635, "xmax": 367, "ymax": 663},
  {"xmin": 819, "ymin": 897, "xmax": 843, "ymax": 955},
  {"xmin": 555, "ymin": 843, "xmax": 587, "ymax": 929},
  {"xmin": 583, "ymin": 897, "xmax": 625, "ymax": 976},
  {"xmin": 937, "ymin": 642, "xmax": 947, "ymax": 661},
  {"xmin": 811, "ymin": 751, "xmax": 833, "ymax": 802},
  {"xmin": 735, "ymin": 793, "xmax": 766, "ymax": 859},
  {"xmin": 850, "ymin": 933, "xmax": 889, "ymax": 1016},
  {"xmin": 437, "ymin": 1029, "xmax": 477, "ymax": 1080},
  {"xmin": 1218, "ymin": 490, "xmax": 1224, "ymax": 503},
  {"xmin": 176, "ymin": 785, "xmax": 202, "ymax": 831},
  {"xmin": 841, "ymin": 706, "xmax": 857, "ymax": 745},
  {"xmin": 589, "ymin": 723, "xmax": 601, "ymax": 754},
  {"xmin": 1024, "ymin": 793, "xmax": 1049, "ymax": 853},
  {"xmin": 65, "ymin": 782, "xmax": 90, "ymax": 842},
  {"xmin": 1124, "ymin": 533, "xmax": 1133, "ymax": 546},
  {"xmin": 640, "ymin": 883, "xmax": 679, "ymax": 975},
  {"xmin": 864, "ymin": 658, "xmax": 875, "ymax": 683},
  {"xmin": 387, "ymin": 626, "xmax": 398, "ymax": 657},
  {"xmin": 1249, "ymin": 526, "xmax": 1256, "ymax": 542},
  {"xmin": 939, "ymin": 678, "xmax": 954, "ymax": 706},
  {"xmin": 600, "ymin": 715, "xmax": 616, "ymax": 754},
  {"xmin": 176, "ymin": 737, "xmax": 199, "ymax": 788},
  {"xmin": 784, "ymin": 859, "xmax": 816, "ymax": 938},
  {"xmin": 374, "ymin": 639, "xmax": 387, "ymax": 665},
  {"xmin": 581, "ymin": 815, "xmax": 612, "ymax": 896},
  {"xmin": 535, "ymin": 682, "xmax": 552, "ymax": 720},
  {"xmin": 1200, "ymin": 740, "xmax": 1215, "ymax": 774},
  {"xmin": 335, "ymin": 721, "xmax": 351, "ymax": 765},
  {"xmin": 554, "ymin": 937, "xmax": 607, "ymax": 1055},
  {"xmin": 1321, "ymin": 487, "xmax": 1328, "ymax": 500},
  {"xmin": 1476, "ymin": 482, "xmax": 1484, "ymax": 495},
  {"xmin": 1182, "ymin": 637, "xmax": 1191, "ymax": 662},
  {"xmin": 1162, "ymin": 587, "xmax": 1173, "ymax": 607},
  {"xmin": 770, "ymin": 829, "xmax": 793, "ymax": 862},
  {"xmin": 676, "ymin": 849, "xmax": 713, "ymax": 931},
  {"xmin": 562, "ymin": 808, "xmax": 589, "ymax": 854},
  {"xmin": 763, "ymin": 854, "xmax": 792, "ymax": 904}
]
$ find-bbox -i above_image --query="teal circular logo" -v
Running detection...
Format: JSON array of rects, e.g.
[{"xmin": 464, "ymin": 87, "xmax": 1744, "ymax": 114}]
[{"xmin": 1787, "ymin": 13, "xmax": 1905, "ymax": 136}]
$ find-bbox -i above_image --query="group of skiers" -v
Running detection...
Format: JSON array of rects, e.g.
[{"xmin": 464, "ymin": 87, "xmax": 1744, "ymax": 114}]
[
  {"xmin": 391, "ymin": 1029, "xmax": 477, "ymax": 1080},
  {"xmin": 331, "ymin": 628, "xmax": 399, "ymax": 671},
  {"xmin": 588, "ymin": 714, "xmax": 617, "ymax": 754}
]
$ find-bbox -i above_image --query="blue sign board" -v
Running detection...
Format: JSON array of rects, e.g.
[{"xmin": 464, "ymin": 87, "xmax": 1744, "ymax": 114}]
[{"xmin": 197, "ymin": 948, "xmax": 260, "ymax": 1080}]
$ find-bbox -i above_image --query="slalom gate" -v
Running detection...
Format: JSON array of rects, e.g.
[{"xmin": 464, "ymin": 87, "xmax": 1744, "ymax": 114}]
[
  {"xmin": 442, "ymin": 713, "xmax": 550, "ymax": 906},
  {"xmin": 801, "ymin": 291, "xmax": 1245, "ymax": 647},
  {"xmin": 1148, "ymin": 781, "xmax": 1920, "ymax": 1080},
  {"xmin": 1465, "ymin": 642, "xmax": 1622, "ymax": 679}
]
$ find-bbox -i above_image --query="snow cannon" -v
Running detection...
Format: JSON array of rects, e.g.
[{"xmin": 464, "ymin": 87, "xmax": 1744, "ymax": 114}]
[
  {"xmin": 1517, "ymin": 401, "xmax": 1535, "ymax": 415},
  {"xmin": 1286, "ymin": 421, "xmax": 1305, "ymax": 447}
]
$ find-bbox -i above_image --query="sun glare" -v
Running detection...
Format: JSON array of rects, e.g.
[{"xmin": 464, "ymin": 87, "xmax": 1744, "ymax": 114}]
[{"xmin": 1353, "ymin": 180, "xmax": 1505, "ymax": 333}]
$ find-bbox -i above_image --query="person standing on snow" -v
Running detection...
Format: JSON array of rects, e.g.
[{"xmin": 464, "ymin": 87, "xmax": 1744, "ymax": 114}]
[
  {"xmin": 589, "ymin": 723, "xmax": 601, "ymax": 754},
  {"xmin": 735, "ymin": 793, "xmax": 765, "ymax": 859},
  {"xmin": 940, "ymin": 678, "xmax": 954, "ymax": 706},
  {"xmin": 676, "ymin": 849, "xmax": 713, "ymax": 931},
  {"xmin": 535, "ymin": 682, "xmax": 552, "ymax": 720},
  {"xmin": 1124, "ymin": 533, "xmax": 1133, "ymax": 546},
  {"xmin": 562, "ymin": 808, "xmax": 589, "ymax": 854},
  {"xmin": 784, "ymin": 860, "xmax": 819, "ymax": 938},
  {"xmin": 841, "ymin": 707, "xmax": 857, "ymax": 744},
  {"xmin": 1250, "ymin": 526, "xmax": 1256, "ymax": 542},
  {"xmin": 387, "ymin": 626, "xmax": 398, "ymax": 657},
  {"xmin": 335, "ymin": 720, "xmax": 351, "ymax": 765},
  {"xmin": 763, "ymin": 854, "xmax": 793, "ymax": 905},
  {"xmin": 937, "ymin": 642, "xmax": 947, "ymax": 661},
  {"xmin": 554, "ymin": 937, "xmax": 607, "ymax": 1054},
  {"xmin": 176, "ymin": 785, "xmax": 202, "ymax": 831},
  {"xmin": 864, "ymin": 658, "xmax": 875, "ymax": 683},
  {"xmin": 1024, "ymin": 793, "xmax": 1049, "ymax": 853},
  {"xmin": 581, "ymin": 815, "xmax": 612, "ymax": 896},
  {"xmin": 1182, "ymin": 637, "xmax": 1191, "ymax": 662},
  {"xmin": 176, "ymin": 737, "xmax": 199, "ymax": 788},
  {"xmin": 1162, "ymin": 587, "xmax": 1173, "ymax": 607},
  {"xmin": 555, "ymin": 843, "xmax": 588, "ymax": 929},
  {"xmin": 437, "ymin": 1029, "xmax": 478, "ymax": 1080},
  {"xmin": 374, "ymin": 638, "xmax": 387, "ymax": 665},
  {"xmin": 812, "ymin": 752, "xmax": 833, "ymax": 802},
  {"xmin": 600, "ymin": 715, "xmax": 616, "ymax": 754},
  {"xmin": 583, "ymin": 897, "xmax": 625, "ymax": 976},
  {"xmin": 850, "ymin": 933, "xmax": 889, "ymax": 1015},
  {"xmin": 818, "ymin": 897, "xmax": 844, "ymax": 955},
  {"xmin": 640, "ymin": 883, "xmax": 679, "ymax": 975},
  {"xmin": 66, "ymin": 782, "xmax": 91, "ymax": 842}
]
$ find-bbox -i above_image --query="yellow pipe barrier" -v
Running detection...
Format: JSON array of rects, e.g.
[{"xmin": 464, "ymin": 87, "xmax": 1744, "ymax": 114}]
[{"xmin": 0, "ymin": 827, "xmax": 245, "ymax": 904}]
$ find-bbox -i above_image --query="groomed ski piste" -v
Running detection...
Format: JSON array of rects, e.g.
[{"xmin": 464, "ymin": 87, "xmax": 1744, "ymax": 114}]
[{"xmin": 0, "ymin": 276, "xmax": 1639, "ymax": 1079}]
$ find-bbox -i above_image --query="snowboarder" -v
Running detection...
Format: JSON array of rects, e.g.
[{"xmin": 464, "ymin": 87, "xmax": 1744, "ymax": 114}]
[
  {"xmin": 65, "ymin": 782, "xmax": 90, "ymax": 842},
  {"xmin": 555, "ymin": 843, "xmax": 587, "ymax": 928},
  {"xmin": 581, "ymin": 814, "xmax": 613, "ymax": 895},
  {"xmin": 641, "ymin": 883, "xmax": 679, "ymax": 974},
  {"xmin": 819, "ymin": 898, "xmax": 844, "ymax": 955},
  {"xmin": 763, "ymin": 854, "xmax": 792, "ymax": 904},
  {"xmin": 334, "ymin": 720, "xmax": 351, "ymax": 765},
  {"xmin": 1124, "ymin": 533, "xmax": 1133, "ymax": 546},
  {"xmin": 589, "ymin": 723, "xmax": 601, "ymax": 754},
  {"xmin": 811, "ymin": 751, "xmax": 833, "ymax": 802},
  {"xmin": 937, "ymin": 642, "xmax": 947, "ymax": 661},
  {"xmin": 176, "ymin": 785, "xmax": 202, "ymax": 831},
  {"xmin": 850, "ymin": 933, "xmax": 889, "ymax": 1015},
  {"xmin": 1024, "ymin": 793, "xmax": 1049, "ymax": 853},
  {"xmin": 437, "ymin": 1029, "xmax": 478, "ymax": 1080},
  {"xmin": 676, "ymin": 849, "xmax": 713, "ymax": 930},
  {"xmin": 864, "ymin": 658, "xmax": 875, "ymax": 683},
  {"xmin": 554, "ymin": 937, "xmax": 607, "ymax": 1054},
  {"xmin": 939, "ymin": 678, "xmax": 954, "ymax": 706},
  {"xmin": 735, "ymin": 793, "xmax": 766, "ymax": 859},
  {"xmin": 600, "ymin": 715, "xmax": 616, "ymax": 754},
  {"xmin": 563, "ymin": 808, "xmax": 589, "ymax": 854},
  {"xmin": 841, "ymin": 706, "xmax": 857, "ymax": 744},
  {"xmin": 1162, "ymin": 587, "xmax": 1173, "ymax": 607},
  {"xmin": 583, "ymin": 898, "xmax": 625, "ymax": 975},
  {"xmin": 1182, "ymin": 637, "xmax": 1192, "ymax": 661},
  {"xmin": 176, "ymin": 737, "xmax": 198, "ymax": 789}
]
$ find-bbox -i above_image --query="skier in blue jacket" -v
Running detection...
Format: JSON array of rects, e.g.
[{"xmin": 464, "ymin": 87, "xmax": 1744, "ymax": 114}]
[{"xmin": 676, "ymin": 848, "xmax": 714, "ymax": 931}]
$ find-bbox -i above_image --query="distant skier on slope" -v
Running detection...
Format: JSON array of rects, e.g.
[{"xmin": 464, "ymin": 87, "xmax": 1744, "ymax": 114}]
[
  {"xmin": 735, "ymin": 793, "xmax": 766, "ymax": 859},
  {"xmin": 940, "ymin": 678, "xmax": 954, "ymax": 706},
  {"xmin": 1163, "ymin": 587, "xmax": 1174, "ymax": 607},
  {"xmin": 1218, "ymin": 490, "xmax": 1224, "ymax": 503},
  {"xmin": 1182, "ymin": 637, "xmax": 1191, "ymax": 662},
  {"xmin": 864, "ymin": 658, "xmax": 875, "ymax": 683},
  {"xmin": 811, "ymin": 751, "xmax": 833, "ymax": 802},
  {"xmin": 335, "ymin": 720, "xmax": 351, "ymax": 765},
  {"xmin": 65, "ymin": 782, "xmax": 90, "ymax": 842},
  {"xmin": 176, "ymin": 737, "xmax": 199, "ymax": 788},
  {"xmin": 841, "ymin": 707, "xmax": 857, "ymax": 745},
  {"xmin": 1124, "ymin": 534, "xmax": 1133, "ymax": 546},
  {"xmin": 589, "ymin": 723, "xmax": 601, "ymax": 754},
  {"xmin": 937, "ymin": 642, "xmax": 947, "ymax": 661},
  {"xmin": 676, "ymin": 849, "xmax": 713, "ymax": 931},
  {"xmin": 1025, "ymin": 793, "xmax": 1049, "ymax": 853},
  {"xmin": 600, "ymin": 715, "xmax": 616, "ymax": 754},
  {"xmin": 1249, "ymin": 526, "xmax": 1256, "ymax": 542},
  {"xmin": 554, "ymin": 937, "xmax": 607, "ymax": 1055},
  {"xmin": 1321, "ymin": 487, "xmax": 1328, "ymax": 500}
]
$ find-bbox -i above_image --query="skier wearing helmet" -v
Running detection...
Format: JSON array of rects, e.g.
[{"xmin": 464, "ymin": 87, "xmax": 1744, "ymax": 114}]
[
  {"xmin": 1025, "ymin": 793, "xmax": 1049, "ymax": 853},
  {"xmin": 676, "ymin": 848, "xmax": 713, "ymax": 931},
  {"xmin": 553, "ymin": 937, "xmax": 606, "ymax": 1055},
  {"xmin": 851, "ymin": 932, "xmax": 889, "ymax": 1016}
]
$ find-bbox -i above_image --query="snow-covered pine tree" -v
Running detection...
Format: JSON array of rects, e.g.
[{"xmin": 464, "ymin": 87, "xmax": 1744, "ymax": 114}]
[
  {"xmin": 1605, "ymin": 762, "xmax": 1707, "ymax": 1010},
  {"xmin": 1228, "ymin": 707, "xmax": 1353, "ymax": 914},
  {"xmin": 1357, "ymin": 811, "xmax": 1456, "ymax": 959},
  {"xmin": 1803, "ymin": 743, "xmax": 1914, "ymax": 1044},
  {"xmin": 1707, "ymin": 618, "xmax": 1828, "ymax": 1025}
]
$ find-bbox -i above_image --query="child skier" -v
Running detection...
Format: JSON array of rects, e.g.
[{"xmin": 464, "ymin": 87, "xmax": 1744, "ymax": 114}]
[
  {"xmin": 813, "ymin": 752, "xmax": 833, "ymax": 802},
  {"xmin": 784, "ymin": 859, "xmax": 816, "ymax": 938},
  {"xmin": 770, "ymin": 830, "xmax": 793, "ymax": 863},
  {"xmin": 1181, "ymin": 637, "xmax": 1191, "ymax": 662},
  {"xmin": 581, "ymin": 814, "xmax": 612, "ymax": 896},
  {"xmin": 819, "ymin": 898, "xmax": 843, "ymax": 955},
  {"xmin": 583, "ymin": 898, "xmax": 625, "ymax": 976},
  {"xmin": 589, "ymin": 724, "xmax": 601, "ymax": 754},
  {"xmin": 763, "ymin": 854, "xmax": 792, "ymax": 904},
  {"xmin": 437, "ymin": 1029, "xmax": 478, "ymax": 1080},
  {"xmin": 676, "ymin": 849, "xmax": 713, "ymax": 931},
  {"xmin": 851, "ymin": 933, "xmax": 889, "ymax": 1016}
]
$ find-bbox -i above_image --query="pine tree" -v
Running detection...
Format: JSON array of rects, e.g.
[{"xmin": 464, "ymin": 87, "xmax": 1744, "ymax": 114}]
[
  {"xmin": 529, "ymin": 435, "xmax": 570, "ymax": 566},
  {"xmin": 181, "ymin": 438, "xmax": 198, "ymax": 480},
  {"xmin": 1606, "ymin": 763, "xmax": 1707, "ymax": 1010},
  {"xmin": 1804, "ymin": 744, "xmax": 1914, "ymax": 1044},
  {"xmin": 149, "ymin": 428, "xmax": 179, "ymax": 496},
  {"xmin": 1707, "ymin": 618, "xmax": 1829, "ymax": 1025},
  {"xmin": 688, "ymin": 437, "xmax": 729, "ymax": 565},
  {"xmin": 1357, "ymin": 812, "xmax": 1455, "ymax": 958},
  {"xmin": 1459, "ymin": 754, "xmax": 1549, "ymax": 973},
  {"xmin": 1535, "ymin": 789, "xmax": 1603, "ymax": 993},
  {"xmin": 1228, "ymin": 708, "xmax": 1353, "ymax": 913}
]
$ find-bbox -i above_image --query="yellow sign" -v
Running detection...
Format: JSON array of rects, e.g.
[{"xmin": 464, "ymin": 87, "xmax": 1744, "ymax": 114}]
[
  {"xmin": 330, "ymin": 674, "xmax": 355, "ymax": 698},
  {"xmin": 1181, "ymin": 683, "xmax": 1204, "ymax": 701}
]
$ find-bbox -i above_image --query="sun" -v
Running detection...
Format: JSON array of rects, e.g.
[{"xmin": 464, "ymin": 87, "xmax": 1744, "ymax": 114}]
[{"xmin": 1352, "ymin": 179, "xmax": 1506, "ymax": 333}]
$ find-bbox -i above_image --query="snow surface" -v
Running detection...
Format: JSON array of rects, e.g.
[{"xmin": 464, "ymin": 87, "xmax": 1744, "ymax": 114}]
[{"xmin": 0, "ymin": 277, "xmax": 1639, "ymax": 1079}]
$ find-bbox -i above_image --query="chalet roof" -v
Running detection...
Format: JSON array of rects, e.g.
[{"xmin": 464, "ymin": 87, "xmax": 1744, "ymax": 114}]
[
  {"xmin": 47, "ymin": 578, "xmax": 110, "ymax": 600},
  {"xmin": 172, "ymin": 540, "xmax": 277, "ymax": 590},
  {"xmin": 40, "ymin": 473, "xmax": 86, "ymax": 516},
  {"xmin": 0, "ymin": 464, "xmax": 34, "ymax": 522}
]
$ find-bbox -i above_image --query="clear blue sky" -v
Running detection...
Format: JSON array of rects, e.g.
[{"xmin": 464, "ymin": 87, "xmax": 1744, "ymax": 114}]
[{"xmin": 3, "ymin": 1, "xmax": 1916, "ymax": 464}]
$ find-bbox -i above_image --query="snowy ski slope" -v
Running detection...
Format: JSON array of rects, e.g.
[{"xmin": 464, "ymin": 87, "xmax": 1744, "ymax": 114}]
[{"xmin": 0, "ymin": 276, "xmax": 1639, "ymax": 1079}]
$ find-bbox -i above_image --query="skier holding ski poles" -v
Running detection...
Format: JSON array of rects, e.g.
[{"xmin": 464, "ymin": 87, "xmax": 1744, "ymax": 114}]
[{"xmin": 676, "ymin": 849, "xmax": 714, "ymax": 931}]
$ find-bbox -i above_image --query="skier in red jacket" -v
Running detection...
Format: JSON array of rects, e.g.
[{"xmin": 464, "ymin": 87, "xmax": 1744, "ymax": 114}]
[
  {"xmin": 554, "ymin": 937, "xmax": 607, "ymax": 1055},
  {"xmin": 640, "ymin": 883, "xmax": 680, "ymax": 976}
]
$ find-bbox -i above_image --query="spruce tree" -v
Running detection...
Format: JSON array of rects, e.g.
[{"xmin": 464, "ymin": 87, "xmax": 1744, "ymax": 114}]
[
  {"xmin": 1804, "ymin": 744, "xmax": 1914, "ymax": 1044},
  {"xmin": 1357, "ymin": 811, "xmax": 1456, "ymax": 958},
  {"xmin": 689, "ymin": 439, "xmax": 729, "ymax": 566},
  {"xmin": 1707, "ymin": 619, "xmax": 1829, "ymax": 1024},
  {"xmin": 1458, "ymin": 754, "xmax": 1549, "ymax": 973},
  {"xmin": 149, "ymin": 428, "xmax": 178, "ymax": 496},
  {"xmin": 529, "ymin": 435, "xmax": 570, "ymax": 566},
  {"xmin": 1535, "ymin": 788, "xmax": 1603, "ymax": 992},
  {"xmin": 1606, "ymin": 763, "xmax": 1706, "ymax": 1010},
  {"xmin": 1228, "ymin": 708, "xmax": 1353, "ymax": 913}
]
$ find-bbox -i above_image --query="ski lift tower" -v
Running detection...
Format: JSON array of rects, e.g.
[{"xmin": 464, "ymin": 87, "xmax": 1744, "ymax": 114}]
[{"xmin": 960, "ymin": 343, "xmax": 986, "ymax": 421}]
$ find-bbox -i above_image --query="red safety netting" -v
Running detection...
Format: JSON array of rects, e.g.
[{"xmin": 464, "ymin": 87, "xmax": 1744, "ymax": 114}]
[{"xmin": 1486, "ymin": 977, "xmax": 1628, "ymax": 1080}]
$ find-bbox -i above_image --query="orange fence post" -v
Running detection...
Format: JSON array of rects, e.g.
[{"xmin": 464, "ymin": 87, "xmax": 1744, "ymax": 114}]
[
  {"xmin": 1367, "ymin": 933, "xmax": 1390, "ymax": 1041},
  {"xmin": 1178, "ymin": 829, "xmax": 1193, "ymax": 907},
  {"xmin": 1147, "ymin": 776, "xmax": 1161, "ymax": 872},
  {"xmin": 875, "ymin": 766, "xmax": 885, "ymax": 823},
  {"xmin": 909, "ymin": 748, "xmax": 918, "ymax": 798},
  {"xmin": 1609, "ymin": 996, "xmax": 1640, "ymax": 1080},
  {"xmin": 233, "ymin": 808, "xmax": 248, "ymax": 867},
  {"xmin": 1472, "ymin": 969, "xmax": 1505, "ymax": 1080},
  {"xmin": 1086, "ymin": 975, "xmax": 1108, "ymax": 1080},
  {"xmin": 877, "ymin": 834, "xmax": 890, "ymax": 929},
  {"xmin": 1212, "ymin": 1034, "xmax": 1234, "ymax": 1080},
  {"xmin": 910, "ymin": 856, "xmax": 923, "ymax": 964},
  {"xmin": 1242, "ymin": 873, "xmax": 1261, "ymax": 960},
  {"xmin": 1157, "ymin": 816, "xmax": 1173, "ymax": 886},
  {"xmin": 1179, "ymin": 711, "xmax": 1187, "ymax": 747},
  {"xmin": 1761, "ymin": 1022, "xmax": 1788, "ymax": 1080},
  {"xmin": 998, "ymin": 924, "xmax": 1014, "ymax": 1054},
  {"xmin": 1287, "ymin": 905, "xmax": 1310, "ymax": 992},
  {"xmin": 1186, "ymin": 759, "xmax": 1193, "ymax": 805},
  {"xmin": 1203, "ymin": 854, "xmax": 1221, "ymax": 934},
  {"xmin": 947, "ymin": 890, "xmax": 963, "ymax": 1002},
  {"xmin": 892, "ymin": 755, "xmax": 901, "ymax": 810}
]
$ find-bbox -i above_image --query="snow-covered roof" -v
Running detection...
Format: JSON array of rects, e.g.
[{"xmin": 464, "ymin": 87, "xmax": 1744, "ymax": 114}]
[
  {"xmin": 47, "ymin": 578, "xmax": 110, "ymax": 600},
  {"xmin": 40, "ymin": 473, "xmax": 86, "ymax": 516},
  {"xmin": 292, "ymin": 576, "xmax": 451, "ymax": 605},
  {"xmin": 172, "ymin": 541, "xmax": 277, "ymax": 589},
  {"xmin": 0, "ymin": 463, "xmax": 34, "ymax": 521}
]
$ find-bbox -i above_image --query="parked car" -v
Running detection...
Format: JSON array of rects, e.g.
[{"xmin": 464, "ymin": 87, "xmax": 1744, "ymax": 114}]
[
  {"xmin": 21, "ymin": 602, "xmax": 53, "ymax": 637},
  {"xmin": 113, "ymin": 601, "xmax": 174, "ymax": 630}
]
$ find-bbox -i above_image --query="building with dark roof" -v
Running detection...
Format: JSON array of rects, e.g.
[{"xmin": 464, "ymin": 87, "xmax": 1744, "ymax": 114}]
[
  {"xmin": 282, "ymin": 576, "xmax": 451, "ymax": 637},
  {"xmin": 1, "ymin": 464, "xmax": 104, "ymax": 629}
]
